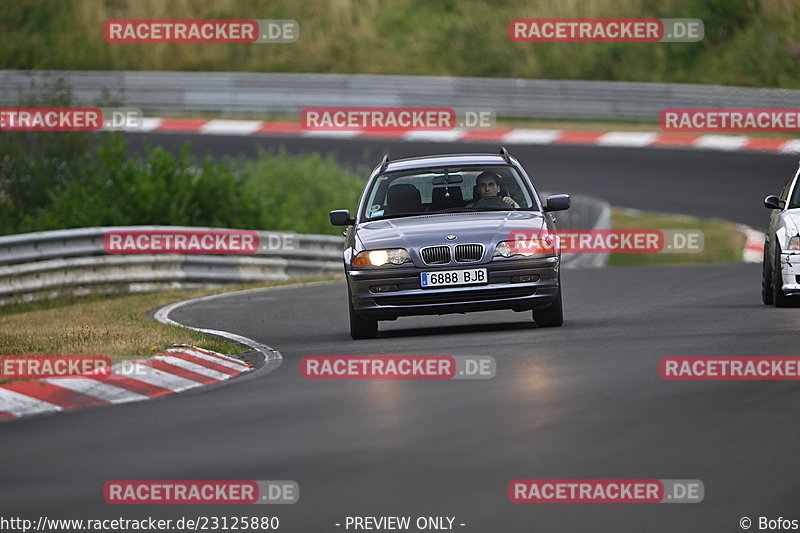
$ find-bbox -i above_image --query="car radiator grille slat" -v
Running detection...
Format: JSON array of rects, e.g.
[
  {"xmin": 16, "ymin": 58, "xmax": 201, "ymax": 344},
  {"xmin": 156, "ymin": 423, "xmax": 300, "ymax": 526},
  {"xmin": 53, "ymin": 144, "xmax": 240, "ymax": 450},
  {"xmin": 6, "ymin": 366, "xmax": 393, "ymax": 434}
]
[
  {"xmin": 455, "ymin": 244, "xmax": 484, "ymax": 262},
  {"xmin": 421, "ymin": 246, "xmax": 451, "ymax": 265}
]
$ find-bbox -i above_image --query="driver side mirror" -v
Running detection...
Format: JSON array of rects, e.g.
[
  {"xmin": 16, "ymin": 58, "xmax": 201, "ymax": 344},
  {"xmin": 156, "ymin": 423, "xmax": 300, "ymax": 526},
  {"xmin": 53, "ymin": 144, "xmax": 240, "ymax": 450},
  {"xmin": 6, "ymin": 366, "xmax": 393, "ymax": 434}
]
[
  {"xmin": 329, "ymin": 210, "xmax": 354, "ymax": 226},
  {"xmin": 764, "ymin": 195, "xmax": 784, "ymax": 210},
  {"xmin": 544, "ymin": 194, "xmax": 570, "ymax": 212}
]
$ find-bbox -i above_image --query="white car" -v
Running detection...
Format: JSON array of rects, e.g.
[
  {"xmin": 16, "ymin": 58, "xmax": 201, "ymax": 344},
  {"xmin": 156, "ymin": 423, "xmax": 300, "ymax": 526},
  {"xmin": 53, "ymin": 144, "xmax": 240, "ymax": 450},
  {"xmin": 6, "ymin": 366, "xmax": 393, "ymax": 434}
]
[{"xmin": 763, "ymin": 160, "xmax": 800, "ymax": 307}]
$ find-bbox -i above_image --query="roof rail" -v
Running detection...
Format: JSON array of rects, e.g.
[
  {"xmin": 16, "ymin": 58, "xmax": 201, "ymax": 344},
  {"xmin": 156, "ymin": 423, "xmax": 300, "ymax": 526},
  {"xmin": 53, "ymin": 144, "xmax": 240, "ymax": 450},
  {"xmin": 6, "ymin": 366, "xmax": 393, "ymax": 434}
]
[
  {"xmin": 379, "ymin": 154, "xmax": 390, "ymax": 172},
  {"xmin": 500, "ymin": 147, "xmax": 512, "ymax": 164}
]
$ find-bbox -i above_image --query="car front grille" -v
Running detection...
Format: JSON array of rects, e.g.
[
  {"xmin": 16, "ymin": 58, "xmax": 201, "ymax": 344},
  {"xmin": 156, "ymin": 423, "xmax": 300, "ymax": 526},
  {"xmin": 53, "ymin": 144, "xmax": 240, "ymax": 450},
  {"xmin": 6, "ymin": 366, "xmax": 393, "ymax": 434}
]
[
  {"xmin": 455, "ymin": 244, "xmax": 484, "ymax": 262},
  {"xmin": 420, "ymin": 245, "xmax": 451, "ymax": 265}
]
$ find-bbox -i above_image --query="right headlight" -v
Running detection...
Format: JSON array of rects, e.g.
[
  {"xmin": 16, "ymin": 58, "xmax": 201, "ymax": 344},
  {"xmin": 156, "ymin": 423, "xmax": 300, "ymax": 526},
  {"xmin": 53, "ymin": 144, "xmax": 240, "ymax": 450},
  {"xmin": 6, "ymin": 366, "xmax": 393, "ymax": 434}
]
[
  {"xmin": 352, "ymin": 248, "xmax": 411, "ymax": 266},
  {"xmin": 787, "ymin": 235, "xmax": 800, "ymax": 251}
]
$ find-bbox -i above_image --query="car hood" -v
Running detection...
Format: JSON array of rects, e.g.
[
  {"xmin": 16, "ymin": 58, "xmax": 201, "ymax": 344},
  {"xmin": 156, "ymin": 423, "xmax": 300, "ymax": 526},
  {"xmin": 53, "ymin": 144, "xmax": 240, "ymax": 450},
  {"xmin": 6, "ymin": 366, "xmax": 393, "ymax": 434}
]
[{"xmin": 354, "ymin": 211, "xmax": 547, "ymax": 251}]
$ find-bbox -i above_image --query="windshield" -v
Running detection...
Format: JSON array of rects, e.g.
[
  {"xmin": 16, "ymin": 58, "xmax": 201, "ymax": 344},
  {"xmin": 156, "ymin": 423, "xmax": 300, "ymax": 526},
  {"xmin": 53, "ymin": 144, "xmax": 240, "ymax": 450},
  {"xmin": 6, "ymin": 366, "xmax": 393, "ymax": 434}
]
[
  {"xmin": 361, "ymin": 165, "xmax": 538, "ymax": 220},
  {"xmin": 789, "ymin": 174, "xmax": 800, "ymax": 209}
]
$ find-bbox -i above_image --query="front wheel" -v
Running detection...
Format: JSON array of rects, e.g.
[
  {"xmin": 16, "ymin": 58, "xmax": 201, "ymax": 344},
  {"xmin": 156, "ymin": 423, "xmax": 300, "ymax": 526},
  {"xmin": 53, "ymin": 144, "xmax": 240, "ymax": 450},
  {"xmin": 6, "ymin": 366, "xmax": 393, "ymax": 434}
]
[
  {"xmin": 533, "ymin": 286, "xmax": 563, "ymax": 327},
  {"xmin": 762, "ymin": 238, "xmax": 773, "ymax": 305},
  {"xmin": 348, "ymin": 290, "xmax": 378, "ymax": 339}
]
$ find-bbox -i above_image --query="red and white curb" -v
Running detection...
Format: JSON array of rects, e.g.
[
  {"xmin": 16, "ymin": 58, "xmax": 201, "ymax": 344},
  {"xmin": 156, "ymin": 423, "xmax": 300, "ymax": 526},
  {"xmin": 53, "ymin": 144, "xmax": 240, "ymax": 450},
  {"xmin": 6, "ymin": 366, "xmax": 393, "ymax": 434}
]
[
  {"xmin": 130, "ymin": 118, "xmax": 800, "ymax": 155},
  {"xmin": 0, "ymin": 346, "xmax": 251, "ymax": 419},
  {"xmin": 739, "ymin": 225, "xmax": 766, "ymax": 264}
]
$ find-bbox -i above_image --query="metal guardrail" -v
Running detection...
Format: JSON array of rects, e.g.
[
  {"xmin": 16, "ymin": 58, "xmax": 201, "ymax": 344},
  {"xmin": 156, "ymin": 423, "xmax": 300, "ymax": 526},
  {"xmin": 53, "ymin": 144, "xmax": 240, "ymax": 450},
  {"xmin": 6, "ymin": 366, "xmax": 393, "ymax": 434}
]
[
  {"xmin": 547, "ymin": 193, "xmax": 611, "ymax": 268},
  {"xmin": 0, "ymin": 227, "xmax": 343, "ymax": 304},
  {"xmin": 0, "ymin": 193, "xmax": 609, "ymax": 304},
  {"xmin": 0, "ymin": 226, "xmax": 342, "ymax": 267},
  {"xmin": 2, "ymin": 70, "xmax": 798, "ymax": 122}
]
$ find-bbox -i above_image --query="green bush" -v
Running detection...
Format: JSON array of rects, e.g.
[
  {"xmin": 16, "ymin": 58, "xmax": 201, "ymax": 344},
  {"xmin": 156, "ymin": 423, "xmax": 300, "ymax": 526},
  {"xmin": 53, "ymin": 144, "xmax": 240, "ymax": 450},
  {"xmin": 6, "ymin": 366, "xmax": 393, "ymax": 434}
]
[
  {"xmin": 0, "ymin": 78, "xmax": 366, "ymax": 237},
  {"xmin": 242, "ymin": 148, "xmax": 366, "ymax": 234},
  {"xmin": 1, "ymin": 134, "xmax": 366, "ymax": 237},
  {"xmin": 0, "ymin": 79, "xmax": 93, "ymax": 233}
]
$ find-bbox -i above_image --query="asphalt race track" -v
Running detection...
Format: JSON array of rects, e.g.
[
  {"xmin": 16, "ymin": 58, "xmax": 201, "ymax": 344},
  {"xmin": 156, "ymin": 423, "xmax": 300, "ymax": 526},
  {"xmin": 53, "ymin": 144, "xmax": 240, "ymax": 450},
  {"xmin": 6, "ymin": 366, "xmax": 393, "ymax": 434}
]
[{"xmin": 1, "ymin": 137, "xmax": 799, "ymax": 532}]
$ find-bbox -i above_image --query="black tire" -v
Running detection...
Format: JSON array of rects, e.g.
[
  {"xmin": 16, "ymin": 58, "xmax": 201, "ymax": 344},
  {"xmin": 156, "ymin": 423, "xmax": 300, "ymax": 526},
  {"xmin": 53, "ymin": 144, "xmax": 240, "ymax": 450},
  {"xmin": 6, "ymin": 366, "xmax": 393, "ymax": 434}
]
[
  {"xmin": 773, "ymin": 244, "xmax": 792, "ymax": 307},
  {"xmin": 533, "ymin": 286, "xmax": 563, "ymax": 327},
  {"xmin": 762, "ymin": 238, "xmax": 774, "ymax": 305},
  {"xmin": 348, "ymin": 290, "xmax": 378, "ymax": 339}
]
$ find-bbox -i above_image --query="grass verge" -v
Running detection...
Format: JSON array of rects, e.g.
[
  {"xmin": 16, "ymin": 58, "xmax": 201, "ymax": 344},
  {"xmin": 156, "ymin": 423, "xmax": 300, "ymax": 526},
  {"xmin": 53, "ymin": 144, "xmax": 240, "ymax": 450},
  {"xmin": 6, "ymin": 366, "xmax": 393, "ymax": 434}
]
[
  {"xmin": 608, "ymin": 208, "xmax": 745, "ymax": 266},
  {"xmin": 3, "ymin": 0, "xmax": 798, "ymax": 89},
  {"xmin": 0, "ymin": 275, "xmax": 341, "ymax": 359}
]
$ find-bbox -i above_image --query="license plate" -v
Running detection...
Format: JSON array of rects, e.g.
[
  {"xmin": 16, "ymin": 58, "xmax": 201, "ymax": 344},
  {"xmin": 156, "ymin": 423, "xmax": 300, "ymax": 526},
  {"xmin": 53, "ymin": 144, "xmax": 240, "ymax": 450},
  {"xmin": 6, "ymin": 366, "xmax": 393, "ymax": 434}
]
[{"xmin": 420, "ymin": 268, "xmax": 487, "ymax": 288}]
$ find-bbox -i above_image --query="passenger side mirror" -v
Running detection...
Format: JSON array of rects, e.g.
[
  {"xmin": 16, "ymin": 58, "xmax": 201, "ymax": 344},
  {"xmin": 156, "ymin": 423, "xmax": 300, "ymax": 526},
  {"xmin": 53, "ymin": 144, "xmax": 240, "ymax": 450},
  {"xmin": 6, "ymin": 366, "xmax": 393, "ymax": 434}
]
[
  {"xmin": 764, "ymin": 195, "xmax": 784, "ymax": 210},
  {"xmin": 329, "ymin": 210, "xmax": 354, "ymax": 226},
  {"xmin": 544, "ymin": 194, "xmax": 570, "ymax": 212}
]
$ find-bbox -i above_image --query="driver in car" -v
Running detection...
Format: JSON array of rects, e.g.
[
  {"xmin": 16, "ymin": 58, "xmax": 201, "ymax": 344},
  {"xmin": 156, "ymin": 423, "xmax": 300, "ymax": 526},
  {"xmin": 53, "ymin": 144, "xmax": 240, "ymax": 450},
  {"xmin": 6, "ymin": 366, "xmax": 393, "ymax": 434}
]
[{"xmin": 467, "ymin": 171, "xmax": 519, "ymax": 208}]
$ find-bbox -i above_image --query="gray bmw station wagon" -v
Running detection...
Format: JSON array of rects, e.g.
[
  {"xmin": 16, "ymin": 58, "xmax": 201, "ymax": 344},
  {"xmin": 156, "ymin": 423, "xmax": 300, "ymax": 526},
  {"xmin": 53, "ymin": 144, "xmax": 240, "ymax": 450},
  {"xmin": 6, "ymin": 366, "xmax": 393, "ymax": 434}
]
[{"xmin": 330, "ymin": 149, "xmax": 570, "ymax": 339}]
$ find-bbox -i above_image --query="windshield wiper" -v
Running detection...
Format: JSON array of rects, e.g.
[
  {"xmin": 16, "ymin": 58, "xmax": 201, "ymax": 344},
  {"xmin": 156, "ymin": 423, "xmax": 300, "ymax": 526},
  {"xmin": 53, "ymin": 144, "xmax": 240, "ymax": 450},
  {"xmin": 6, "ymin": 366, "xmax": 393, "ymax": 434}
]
[
  {"xmin": 367, "ymin": 212, "xmax": 431, "ymax": 221},
  {"xmin": 438, "ymin": 207, "xmax": 539, "ymax": 213}
]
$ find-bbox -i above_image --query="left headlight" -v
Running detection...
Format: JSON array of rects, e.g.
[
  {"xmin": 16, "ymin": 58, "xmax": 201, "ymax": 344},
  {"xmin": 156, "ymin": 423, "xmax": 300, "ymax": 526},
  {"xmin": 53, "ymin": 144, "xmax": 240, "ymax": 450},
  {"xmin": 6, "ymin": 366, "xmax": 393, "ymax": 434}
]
[
  {"xmin": 353, "ymin": 248, "xmax": 411, "ymax": 266},
  {"xmin": 788, "ymin": 235, "xmax": 800, "ymax": 251},
  {"xmin": 495, "ymin": 241, "xmax": 527, "ymax": 258},
  {"xmin": 494, "ymin": 234, "xmax": 557, "ymax": 258}
]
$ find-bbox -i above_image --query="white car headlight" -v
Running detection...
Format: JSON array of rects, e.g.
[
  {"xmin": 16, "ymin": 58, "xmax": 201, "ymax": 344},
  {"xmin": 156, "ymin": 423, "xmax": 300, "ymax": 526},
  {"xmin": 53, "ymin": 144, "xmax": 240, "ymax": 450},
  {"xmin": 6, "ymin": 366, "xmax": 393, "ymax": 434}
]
[
  {"xmin": 494, "ymin": 241, "xmax": 517, "ymax": 258},
  {"xmin": 788, "ymin": 235, "xmax": 800, "ymax": 251},
  {"xmin": 494, "ymin": 235, "xmax": 557, "ymax": 258},
  {"xmin": 353, "ymin": 248, "xmax": 411, "ymax": 266}
]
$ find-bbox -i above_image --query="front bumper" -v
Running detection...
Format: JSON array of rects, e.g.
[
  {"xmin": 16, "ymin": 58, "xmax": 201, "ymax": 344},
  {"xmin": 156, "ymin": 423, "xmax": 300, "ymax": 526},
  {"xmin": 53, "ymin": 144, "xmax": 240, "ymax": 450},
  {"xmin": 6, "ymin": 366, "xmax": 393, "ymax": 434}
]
[
  {"xmin": 779, "ymin": 252, "xmax": 800, "ymax": 294},
  {"xmin": 347, "ymin": 256, "xmax": 560, "ymax": 320}
]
